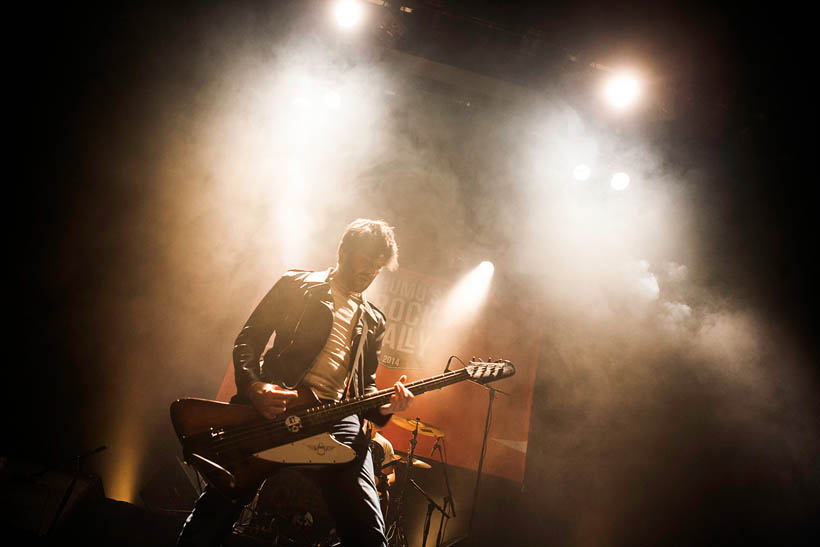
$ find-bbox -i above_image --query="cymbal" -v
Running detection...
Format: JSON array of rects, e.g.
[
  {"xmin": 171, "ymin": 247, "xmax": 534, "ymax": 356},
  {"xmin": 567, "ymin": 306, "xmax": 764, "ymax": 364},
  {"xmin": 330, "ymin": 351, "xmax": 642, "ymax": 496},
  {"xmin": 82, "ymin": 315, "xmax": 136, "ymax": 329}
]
[{"xmin": 390, "ymin": 415, "xmax": 445, "ymax": 438}]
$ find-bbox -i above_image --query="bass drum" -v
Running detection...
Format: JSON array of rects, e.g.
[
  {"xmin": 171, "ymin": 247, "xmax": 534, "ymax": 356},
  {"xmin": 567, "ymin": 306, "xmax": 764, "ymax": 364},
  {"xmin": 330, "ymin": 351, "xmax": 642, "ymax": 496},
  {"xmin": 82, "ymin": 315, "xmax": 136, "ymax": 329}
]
[{"xmin": 234, "ymin": 468, "xmax": 339, "ymax": 547}]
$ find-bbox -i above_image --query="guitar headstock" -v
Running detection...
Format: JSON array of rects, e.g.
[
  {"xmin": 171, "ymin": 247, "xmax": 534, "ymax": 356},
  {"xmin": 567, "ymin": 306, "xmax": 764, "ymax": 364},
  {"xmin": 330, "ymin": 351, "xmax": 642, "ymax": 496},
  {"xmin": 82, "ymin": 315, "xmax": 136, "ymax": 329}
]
[{"xmin": 466, "ymin": 359, "xmax": 516, "ymax": 384}]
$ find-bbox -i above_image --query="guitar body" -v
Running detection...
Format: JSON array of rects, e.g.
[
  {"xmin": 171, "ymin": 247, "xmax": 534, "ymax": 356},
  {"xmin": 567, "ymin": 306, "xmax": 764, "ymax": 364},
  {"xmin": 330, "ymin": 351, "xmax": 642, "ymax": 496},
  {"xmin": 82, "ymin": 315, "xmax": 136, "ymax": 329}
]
[{"xmin": 170, "ymin": 394, "xmax": 355, "ymax": 501}]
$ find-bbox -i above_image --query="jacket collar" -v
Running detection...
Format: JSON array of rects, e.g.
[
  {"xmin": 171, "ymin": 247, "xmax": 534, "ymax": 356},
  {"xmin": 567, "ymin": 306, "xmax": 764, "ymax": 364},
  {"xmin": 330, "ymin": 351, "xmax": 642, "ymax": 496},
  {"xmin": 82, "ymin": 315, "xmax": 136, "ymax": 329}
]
[
  {"xmin": 305, "ymin": 268, "xmax": 379, "ymax": 323},
  {"xmin": 304, "ymin": 269, "xmax": 332, "ymax": 284}
]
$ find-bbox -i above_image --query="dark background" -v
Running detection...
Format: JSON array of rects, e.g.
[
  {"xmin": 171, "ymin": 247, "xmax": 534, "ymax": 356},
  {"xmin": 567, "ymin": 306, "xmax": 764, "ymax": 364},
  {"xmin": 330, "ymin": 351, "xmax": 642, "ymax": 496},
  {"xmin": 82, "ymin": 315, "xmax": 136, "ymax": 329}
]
[{"xmin": 6, "ymin": 1, "xmax": 819, "ymax": 545}]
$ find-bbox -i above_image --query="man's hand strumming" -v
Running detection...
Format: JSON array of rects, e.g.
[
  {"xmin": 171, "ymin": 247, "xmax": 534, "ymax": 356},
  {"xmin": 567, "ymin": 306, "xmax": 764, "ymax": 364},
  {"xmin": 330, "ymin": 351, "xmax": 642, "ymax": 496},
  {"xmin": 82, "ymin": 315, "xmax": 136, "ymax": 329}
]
[{"xmin": 248, "ymin": 382, "xmax": 299, "ymax": 419}]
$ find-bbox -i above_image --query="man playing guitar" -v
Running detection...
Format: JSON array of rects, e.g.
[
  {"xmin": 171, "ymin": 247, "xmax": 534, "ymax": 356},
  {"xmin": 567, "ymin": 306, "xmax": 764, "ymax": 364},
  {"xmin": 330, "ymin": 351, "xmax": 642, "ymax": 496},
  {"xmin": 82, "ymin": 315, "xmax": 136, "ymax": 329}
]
[{"xmin": 177, "ymin": 218, "xmax": 413, "ymax": 547}]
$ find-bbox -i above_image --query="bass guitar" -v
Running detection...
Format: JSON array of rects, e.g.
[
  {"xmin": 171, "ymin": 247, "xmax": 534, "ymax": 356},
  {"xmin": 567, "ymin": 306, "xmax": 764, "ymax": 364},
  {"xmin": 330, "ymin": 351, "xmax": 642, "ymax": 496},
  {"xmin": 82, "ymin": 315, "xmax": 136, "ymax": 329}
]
[{"xmin": 170, "ymin": 359, "xmax": 515, "ymax": 500}]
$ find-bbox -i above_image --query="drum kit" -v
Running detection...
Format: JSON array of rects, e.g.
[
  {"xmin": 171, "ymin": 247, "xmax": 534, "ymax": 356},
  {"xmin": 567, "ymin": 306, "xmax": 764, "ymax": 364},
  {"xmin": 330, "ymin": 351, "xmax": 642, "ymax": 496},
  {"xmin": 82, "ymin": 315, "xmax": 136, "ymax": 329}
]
[{"xmin": 232, "ymin": 414, "xmax": 455, "ymax": 547}]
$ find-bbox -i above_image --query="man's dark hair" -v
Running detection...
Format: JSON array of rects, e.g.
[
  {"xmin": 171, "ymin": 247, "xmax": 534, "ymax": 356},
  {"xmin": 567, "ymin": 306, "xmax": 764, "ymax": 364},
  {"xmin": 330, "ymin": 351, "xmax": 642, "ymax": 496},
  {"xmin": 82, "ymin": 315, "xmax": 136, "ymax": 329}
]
[{"xmin": 337, "ymin": 219, "xmax": 399, "ymax": 271}]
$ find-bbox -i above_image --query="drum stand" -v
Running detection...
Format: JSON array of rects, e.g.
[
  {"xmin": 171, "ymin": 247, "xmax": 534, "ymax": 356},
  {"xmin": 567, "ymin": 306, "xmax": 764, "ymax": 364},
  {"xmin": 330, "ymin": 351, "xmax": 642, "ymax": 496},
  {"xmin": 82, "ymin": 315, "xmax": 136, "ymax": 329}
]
[
  {"xmin": 386, "ymin": 419, "xmax": 421, "ymax": 547},
  {"xmin": 429, "ymin": 436, "xmax": 455, "ymax": 546},
  {"xmin": 388, "ymin": 433, "xmax": 456, "ymax": 547},
  {"xmin": 409, "ymin": 478, "xmax": 448, "ymax": 547}
]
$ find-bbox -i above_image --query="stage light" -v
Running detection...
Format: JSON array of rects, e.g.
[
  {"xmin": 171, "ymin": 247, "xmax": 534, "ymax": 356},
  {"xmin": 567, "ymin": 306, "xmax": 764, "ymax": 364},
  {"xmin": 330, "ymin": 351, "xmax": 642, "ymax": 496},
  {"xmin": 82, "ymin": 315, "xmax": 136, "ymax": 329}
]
[
  {"xmin": 611, "ymin": 172, "xmax": 630, "ymax": 190},
  {"xmin": 478, "ymin": 260, "xmax": 495, "ymax": 278},
  {"xmin": 573, "ymin": 164, "xmax": 591, "ymax": 181},
  {"xmin": 604, "ymin": 72, "xmax": 641, "ymax": 110},
  {"xmin": 335, "ymin": 0, "xmax": 363, "ymax": 28}
]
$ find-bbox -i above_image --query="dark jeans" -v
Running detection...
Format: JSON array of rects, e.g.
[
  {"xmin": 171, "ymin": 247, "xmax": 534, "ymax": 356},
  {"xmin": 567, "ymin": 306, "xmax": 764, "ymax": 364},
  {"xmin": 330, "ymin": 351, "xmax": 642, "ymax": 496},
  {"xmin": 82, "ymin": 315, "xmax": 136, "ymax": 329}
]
[{"xmin": 177, "ymin": 413, "xmax": 386, "ymax": 547}]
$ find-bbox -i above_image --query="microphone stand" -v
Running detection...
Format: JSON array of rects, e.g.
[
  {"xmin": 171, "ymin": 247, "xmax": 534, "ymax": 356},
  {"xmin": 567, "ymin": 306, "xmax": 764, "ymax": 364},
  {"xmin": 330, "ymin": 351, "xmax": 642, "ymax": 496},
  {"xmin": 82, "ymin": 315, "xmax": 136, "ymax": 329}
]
[
  {"xmin": 438, "ymin": 357, "xmax": 512, "ymax": 547},
  {"xmin": 467, "ymin": 384, "xmax": 509, "ymax": 534},
  {"xmin": 47, "ymin": 445, "xmax": 107, "ymax": 536}
]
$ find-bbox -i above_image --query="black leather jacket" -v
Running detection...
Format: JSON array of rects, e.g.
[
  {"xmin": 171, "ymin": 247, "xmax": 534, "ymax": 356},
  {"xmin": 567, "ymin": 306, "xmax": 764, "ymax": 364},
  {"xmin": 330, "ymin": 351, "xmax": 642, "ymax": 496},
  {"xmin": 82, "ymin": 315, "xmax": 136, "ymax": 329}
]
[{"xmin": 232, "ymin": 269, "xmax": 390, "ymax": 425}]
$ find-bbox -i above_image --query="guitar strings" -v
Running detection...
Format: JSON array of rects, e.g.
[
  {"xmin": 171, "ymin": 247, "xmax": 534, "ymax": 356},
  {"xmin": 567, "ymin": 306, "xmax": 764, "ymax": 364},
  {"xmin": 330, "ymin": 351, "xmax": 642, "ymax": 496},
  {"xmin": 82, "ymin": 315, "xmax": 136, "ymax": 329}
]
[
  {"xmin": 208, "ymin": 369, "xmax": 472, "ymax": 456},
  {"xmin": 207, "ymin": 362, "xmax": 504, "ymax": 456},
  {"xmin": 209, "ymin": 377, "xmax": 444, "ymax": 456},
  {"xmin": 218, "ymin": 362, "xmax": 506, "ymax": 451},
  {"xmin": 210, "ymin": 370, "xmax": 466, "ymax": 454},
  {"xmin": 226, "ymin": 369, "xmax": 467, "ymax": 439}
]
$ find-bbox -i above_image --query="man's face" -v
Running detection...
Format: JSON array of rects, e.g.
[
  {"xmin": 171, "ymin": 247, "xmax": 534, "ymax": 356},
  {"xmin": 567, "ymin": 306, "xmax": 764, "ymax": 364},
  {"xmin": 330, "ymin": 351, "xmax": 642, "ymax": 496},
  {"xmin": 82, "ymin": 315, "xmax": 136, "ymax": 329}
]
[{"xmin": 337, "ymin": 249, "xmax": 385, "ymax": 293}]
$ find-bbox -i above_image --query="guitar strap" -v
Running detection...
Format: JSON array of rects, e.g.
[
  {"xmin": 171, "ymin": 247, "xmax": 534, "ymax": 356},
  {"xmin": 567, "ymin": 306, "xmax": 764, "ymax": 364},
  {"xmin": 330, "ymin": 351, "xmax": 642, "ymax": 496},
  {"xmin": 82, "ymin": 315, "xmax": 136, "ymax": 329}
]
[{"xmin": 342, "ymin": 304, "xmax": 367, "ymax": 402}]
